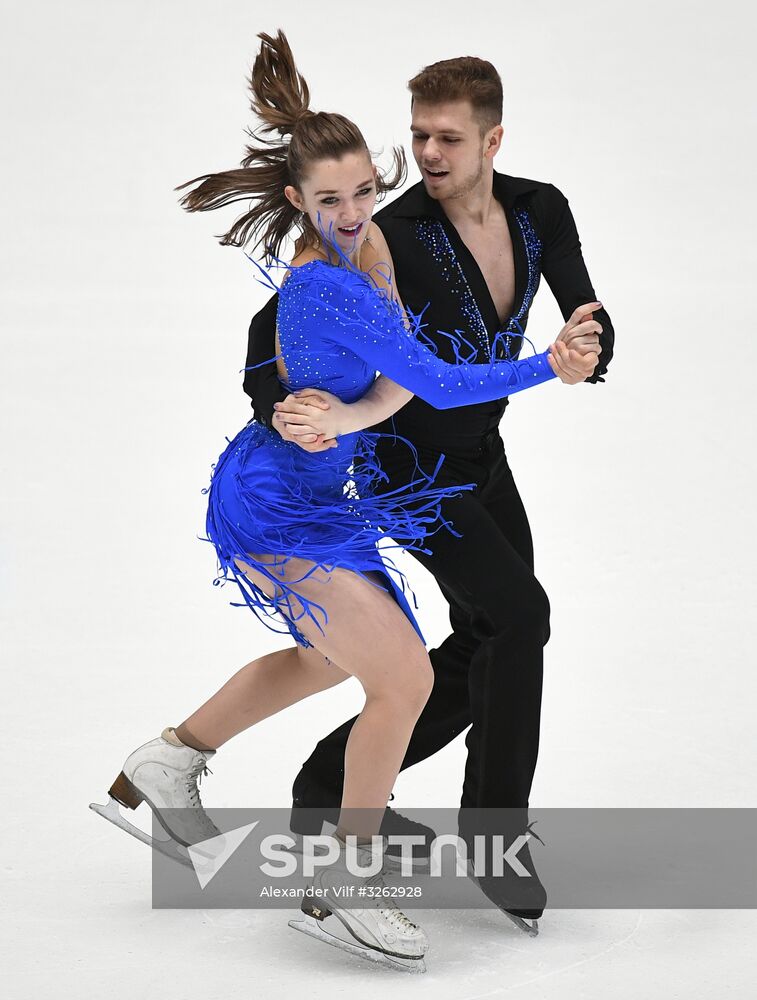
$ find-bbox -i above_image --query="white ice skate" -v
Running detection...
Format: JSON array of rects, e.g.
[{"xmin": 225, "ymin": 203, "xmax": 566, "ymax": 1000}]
[
  {"xmin": 89, "ymin": 727, "xmax": 222, "ymax": 869},
  {"xmin": 289, "ymin": 837, "xmax": 429, "ymax": 973}
]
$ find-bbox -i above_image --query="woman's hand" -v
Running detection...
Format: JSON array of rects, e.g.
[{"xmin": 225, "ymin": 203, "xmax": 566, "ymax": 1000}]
[
  {"xmin": 273, "ymin": 389, "xmax": 347, "ymax": 447},
  {"xmin": 272, "ymin": 377, "xmax": 412, "ymax": 453},
  {"xmin": 271, "ymin": 410, "xmax": 337, "ymax": 452}
]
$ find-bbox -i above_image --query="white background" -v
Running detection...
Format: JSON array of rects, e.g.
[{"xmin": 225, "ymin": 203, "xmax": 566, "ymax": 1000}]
[{"xmin": 2, "ymin": 0, "xmax": 756, "ymax": 996}]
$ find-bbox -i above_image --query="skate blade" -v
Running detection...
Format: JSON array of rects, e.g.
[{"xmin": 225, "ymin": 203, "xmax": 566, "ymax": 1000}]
[
  {"xmin": 465, "ymin": 861, "xmax": 540, "ymax": 936},
  {"xmin": 89, "ymin": 795, "xmax": 193, "ymax": 869},
  {"xmin": 288, "ymin": 915, "xmax": 427, "ymax": 974},
  {"xmin": 503, "ymin": 912, "xmax": 539, "ymax": 937}
]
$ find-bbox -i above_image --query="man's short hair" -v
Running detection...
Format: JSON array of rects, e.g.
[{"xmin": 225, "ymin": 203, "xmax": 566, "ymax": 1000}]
[{"xmin": 408, "ymin": 56, "xmax": 503, "ymax": 133}]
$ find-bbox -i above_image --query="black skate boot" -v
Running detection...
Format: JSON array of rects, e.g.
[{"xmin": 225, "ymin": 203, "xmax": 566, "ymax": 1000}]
[
  {"xmin": 460, "ymin": 811, "xmax": 546, "ymax": 936},
  {"xmin": 289, "ymin": 777, "xmax": 436, "ymax": 873}
]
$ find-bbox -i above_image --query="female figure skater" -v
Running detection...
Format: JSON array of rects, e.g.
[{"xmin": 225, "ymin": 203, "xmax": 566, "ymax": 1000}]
[{"xmin": 91, "ymin": 31, "xmax": 599, "ymax": 973}]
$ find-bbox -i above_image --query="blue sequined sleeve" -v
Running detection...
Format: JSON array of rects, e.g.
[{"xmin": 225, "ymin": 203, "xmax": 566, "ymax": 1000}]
[{"xmin": 305, "ymin": 265, "xmax": 557, "ymax": 410}]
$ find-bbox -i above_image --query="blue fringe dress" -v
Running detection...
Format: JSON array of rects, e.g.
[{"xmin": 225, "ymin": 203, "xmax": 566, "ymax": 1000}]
[{"xmin": 202, "ymin": 258, "xmax": 556, "ymax": 647}]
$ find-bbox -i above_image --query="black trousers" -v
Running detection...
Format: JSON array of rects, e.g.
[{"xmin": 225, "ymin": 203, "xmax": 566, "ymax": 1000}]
[{"xmin": 294, "ymin": 429, "xmax": 551, "ymax": 810}]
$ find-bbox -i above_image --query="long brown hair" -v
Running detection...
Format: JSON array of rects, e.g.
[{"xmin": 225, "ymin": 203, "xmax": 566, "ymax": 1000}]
[{"xmin": 177, "ymin": 30, "xmax": 406, "ymax": 262}]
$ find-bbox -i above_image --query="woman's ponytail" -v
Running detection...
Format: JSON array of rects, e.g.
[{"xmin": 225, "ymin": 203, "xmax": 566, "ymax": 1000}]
[
  {"xmin": 177, "ymin": 30, "xmax": 406, "ymax": 262},
  {"xmin": 249, "ymin": 30, "xmax": 311, "ymax": 137}
]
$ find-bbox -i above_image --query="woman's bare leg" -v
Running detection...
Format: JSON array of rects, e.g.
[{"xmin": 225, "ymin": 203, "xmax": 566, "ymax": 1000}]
[
  {"xmin": 176, "ymin": 644, "xmax": 350, "ymax": 750},
  {"xmin": 232, "ymin": 556, "xmax": 434, "ymax": 839}
]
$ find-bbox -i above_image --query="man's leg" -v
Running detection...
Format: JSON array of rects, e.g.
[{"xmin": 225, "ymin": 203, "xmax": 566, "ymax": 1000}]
[
  {"xmin": 440, "ymin": 440, "xmax": 549, "ymax": 921},
  {"xmin": 416, "ymin": 439, "xmax": 544, "ymax": 810},
  {"xmin": 292, "ymin": 439, "xmax": 547, "ymax": 808},
  {"xmin": 461, "ymin": 438, "xmax": 547, "ymax": 809}
]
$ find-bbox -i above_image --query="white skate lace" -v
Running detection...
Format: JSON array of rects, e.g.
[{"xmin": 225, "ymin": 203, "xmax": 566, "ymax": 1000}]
[
  {"xmin": 185, "ymin": 758, "xmax": 213, "ymax": 808},
  {"xmin": 363, "ymin": 870, "xmax": 419, "ymax": 932}
]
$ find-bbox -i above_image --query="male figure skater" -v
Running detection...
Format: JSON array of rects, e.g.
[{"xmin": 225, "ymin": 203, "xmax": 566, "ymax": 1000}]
[{"xmin": 243, "ymin": 56, "xmax": 615, "ymax": 929}]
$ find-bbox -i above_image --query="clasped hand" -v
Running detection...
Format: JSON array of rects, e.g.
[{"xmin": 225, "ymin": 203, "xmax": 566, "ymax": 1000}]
[
  {"xmin": 272, "ymin": 301, "xmax": 603, "ymax": 453},
  {"xmin": 272, "ymin": 389, "xmax": 350, "ymax": 452}
]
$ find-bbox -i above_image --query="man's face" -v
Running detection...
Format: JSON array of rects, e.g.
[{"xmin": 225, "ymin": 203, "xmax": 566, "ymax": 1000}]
[{"xmin": 410, "ymin": 99, "xmax": 501, "ymax": 200}]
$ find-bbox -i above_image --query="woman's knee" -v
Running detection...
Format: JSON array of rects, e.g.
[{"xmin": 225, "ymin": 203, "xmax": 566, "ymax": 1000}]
[
  {"xmin": 409, "ymin": 657, "xmax": 435, "ymax": 709},
  {"xmin": 367, "ymin": 652, "xmax": 434, "ymax": 715}
]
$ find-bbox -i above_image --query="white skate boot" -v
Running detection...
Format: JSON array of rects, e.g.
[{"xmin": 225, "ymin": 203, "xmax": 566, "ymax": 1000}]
[
  {"xmin": 89, "ymin": 727, "xmax": 222, "ymax": 868},
  {"xmin": 289, "ymin": 837, "xmax": 429, "ymax": 973}
]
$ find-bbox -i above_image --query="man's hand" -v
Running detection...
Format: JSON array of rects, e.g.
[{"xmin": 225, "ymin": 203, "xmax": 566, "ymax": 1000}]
[
  {"xmin": 547, "ymin": 340, "xmax": 599, "ymax": 384},
  {"xmin": 272, "ymin": 389, "xmax": 340, "ymax": 452},
  {"xmin": 549, "ymin": 301, "xmax": 602, "ymax": 383}
]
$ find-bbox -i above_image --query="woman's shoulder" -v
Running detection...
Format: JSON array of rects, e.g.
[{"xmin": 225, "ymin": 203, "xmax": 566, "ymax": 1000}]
[
  {"xmin": 277, "ymin": 257, "xmax": 367, "ymax": 321},
  {"xmin": 279, "ymin": 251, "xmax": 332, "ymax": 299},
  {"xmin": 281, "ymin": 236, "xmax": 397, "ymax": 312},
  {"xmin": 288, "ymin": 245, "xmax": 327, "ymax": 269},
  {"xmin": 364, "ymin": 220, "xmax": 391, "ymax": 258},
  {"xmin": 280, "ymin": 247, "xmax": 325, "ymax": 285},
  {"xmin": 285, "ymin": 253, "xmax": 361, "ymax": 291}
]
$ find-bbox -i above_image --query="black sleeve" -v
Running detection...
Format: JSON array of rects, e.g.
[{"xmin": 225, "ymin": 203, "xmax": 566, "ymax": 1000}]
[
  {"xmin": 242, "ymin": 292, "xmax": 287, "ymax": 427},
  {"xmin": 537, "ymin": 184, "xmax": 615, "ymax": 383}
]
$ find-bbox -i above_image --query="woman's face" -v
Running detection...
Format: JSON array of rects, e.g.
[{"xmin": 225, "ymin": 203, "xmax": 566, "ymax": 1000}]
[{"xmin": 285, "ymin": 151, "xmax": 378, "ymax": 257}]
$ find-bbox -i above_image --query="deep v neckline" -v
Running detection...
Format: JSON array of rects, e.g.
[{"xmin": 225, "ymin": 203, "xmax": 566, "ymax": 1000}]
[{"xmin": 440, "ymin": 196, "xmax": 527, "ymax": 336}]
